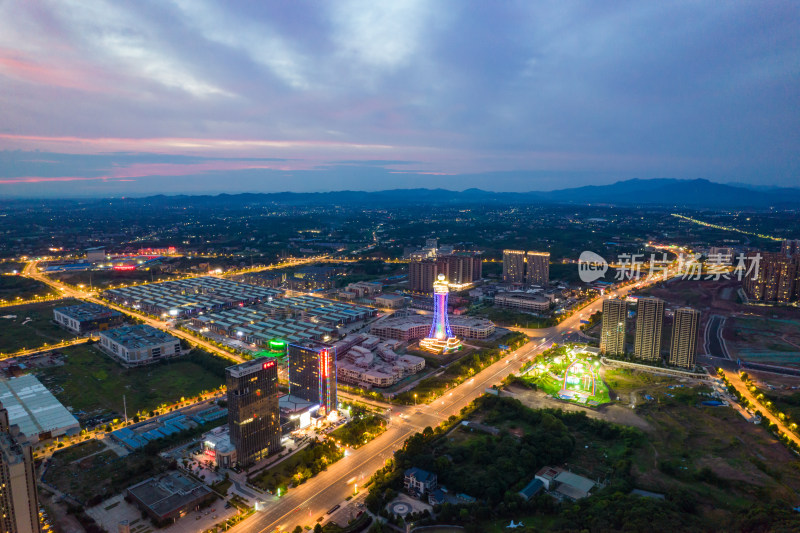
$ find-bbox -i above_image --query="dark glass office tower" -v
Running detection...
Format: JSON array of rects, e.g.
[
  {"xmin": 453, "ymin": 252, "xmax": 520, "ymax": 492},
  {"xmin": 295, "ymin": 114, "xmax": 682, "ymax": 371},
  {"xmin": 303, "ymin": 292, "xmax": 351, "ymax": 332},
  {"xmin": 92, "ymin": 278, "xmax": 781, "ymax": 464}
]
[
  {"xmin": 288, "ymin": 343, "xmax": 337, "ymax": 415},
  {"xmin": 226, "ymin": 359, "xmax": 280, "ymax": 467}
]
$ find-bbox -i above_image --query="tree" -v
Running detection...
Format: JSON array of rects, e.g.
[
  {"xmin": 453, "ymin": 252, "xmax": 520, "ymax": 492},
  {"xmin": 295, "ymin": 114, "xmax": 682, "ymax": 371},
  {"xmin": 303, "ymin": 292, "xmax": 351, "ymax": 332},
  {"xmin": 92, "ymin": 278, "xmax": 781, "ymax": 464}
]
[
  {"xmin": 314, "ymin": 524, "xmax": 323, "ymax": 533},
  {"xmin": 292, "ymin": 527, "xmax": 303, "ymax": 533}
]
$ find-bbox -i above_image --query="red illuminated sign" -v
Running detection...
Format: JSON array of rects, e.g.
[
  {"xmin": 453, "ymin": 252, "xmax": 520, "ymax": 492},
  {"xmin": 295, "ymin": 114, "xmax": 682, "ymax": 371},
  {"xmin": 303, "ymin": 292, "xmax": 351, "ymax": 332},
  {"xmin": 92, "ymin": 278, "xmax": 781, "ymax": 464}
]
[
  {"xmin": 321, "ymin": 349, "xmax": 328, "ymax": 378},
  {"xmin": 262, "ymin": 361, "xmax": 275, "ymax": 369},
  {"xmin": 113, "ymin": 265, "xmax": 136, "ymax": 271}
]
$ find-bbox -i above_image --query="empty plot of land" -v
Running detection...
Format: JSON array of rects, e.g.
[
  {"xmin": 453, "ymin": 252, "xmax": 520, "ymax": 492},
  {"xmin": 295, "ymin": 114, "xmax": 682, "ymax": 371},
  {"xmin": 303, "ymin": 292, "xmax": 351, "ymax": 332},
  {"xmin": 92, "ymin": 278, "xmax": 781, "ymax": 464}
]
[
  {"xmin": 35, "ymin": 344, "xmax": 225, "ymax": 421},
  {"xmin": 0, "ymin": 298, "xmax": 82, "ymax": 353}
]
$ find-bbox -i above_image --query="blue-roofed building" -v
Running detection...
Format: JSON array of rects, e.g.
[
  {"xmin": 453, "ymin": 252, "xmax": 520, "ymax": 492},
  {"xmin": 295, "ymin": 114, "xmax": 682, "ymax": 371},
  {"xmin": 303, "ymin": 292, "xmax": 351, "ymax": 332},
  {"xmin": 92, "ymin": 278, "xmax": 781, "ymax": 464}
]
[
  {"xmin": 518, "ymin": 478, "xmax": 544, "ymax": 501},
  {"xmin": 404, "ymin": 467, "xmax": 438, "ymax": 499}
]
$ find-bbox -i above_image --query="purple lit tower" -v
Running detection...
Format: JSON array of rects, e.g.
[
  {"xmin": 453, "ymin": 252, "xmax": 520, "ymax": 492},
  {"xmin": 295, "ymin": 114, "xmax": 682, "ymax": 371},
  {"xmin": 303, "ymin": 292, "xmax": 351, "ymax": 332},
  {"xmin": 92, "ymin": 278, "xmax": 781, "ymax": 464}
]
[{"xmin": 420, "ymin": 274, "xmax": 461, "ymax": 353}]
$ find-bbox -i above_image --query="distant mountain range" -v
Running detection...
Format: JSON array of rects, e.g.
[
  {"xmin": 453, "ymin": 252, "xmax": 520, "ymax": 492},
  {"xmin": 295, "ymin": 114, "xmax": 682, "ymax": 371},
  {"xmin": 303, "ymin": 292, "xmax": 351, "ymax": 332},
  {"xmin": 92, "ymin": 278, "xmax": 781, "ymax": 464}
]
[{"xmin": 129, "ymin": 178, "xmax": 800, "ymax": 209}]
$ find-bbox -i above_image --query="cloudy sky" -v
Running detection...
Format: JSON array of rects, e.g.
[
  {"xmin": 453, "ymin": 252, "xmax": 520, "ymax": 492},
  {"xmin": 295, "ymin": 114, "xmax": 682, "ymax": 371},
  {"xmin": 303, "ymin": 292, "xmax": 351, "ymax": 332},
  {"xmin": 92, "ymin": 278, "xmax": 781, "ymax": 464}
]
[{"xmin": 0, "ymin": 1, "xmax": 798, "ymax": 197}]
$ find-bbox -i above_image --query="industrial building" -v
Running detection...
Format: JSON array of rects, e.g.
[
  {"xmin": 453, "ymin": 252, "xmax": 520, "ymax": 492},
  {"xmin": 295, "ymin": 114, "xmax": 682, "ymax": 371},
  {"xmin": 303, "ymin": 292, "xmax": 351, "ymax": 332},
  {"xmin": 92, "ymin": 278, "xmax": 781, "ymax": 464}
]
[
  {"xmin": 288, "ymin": 343, "xmax": 337, "ymax": 416},
  {"xmin": 226, "ymin": 359, "xmax": 280, "ymax": 467},
  {"xmin": 0, "ymin": 375, "xmax": 80, "ymax": 443},
  {"xmin": 0, "ymin": 403, "xmax": 40, "ymax": 533},
  {"xmin": 126, "ymin": 471, "xmax": 214, "ymax": 525},
  {"xmin": 189, "ymin": 295, "xmax": 375, "ymax": 347},
  {"xmin": 374, "ymin": 294, "xmax": 406, "ymax": 308},
  {"xmin": 600, "ymin": 298, "xmax": 627, "ymax": 356},
  {"xmin": 98, "ymin": 325, "xmax": 182, "ymax": 366},
  {"xmin": 634, "ymin": 297, "xmax": 664, "ymax": 362},
  {"xmin": 371, "ymin": 313, "xmax": 495, "ymax": 341},
  {"xmin": 103, "ymin": 276, "xmax": 283, "ymax": 317},
  {"xmin": 53, "ymin": 302, "xmax": 123, "ymax": 334}
]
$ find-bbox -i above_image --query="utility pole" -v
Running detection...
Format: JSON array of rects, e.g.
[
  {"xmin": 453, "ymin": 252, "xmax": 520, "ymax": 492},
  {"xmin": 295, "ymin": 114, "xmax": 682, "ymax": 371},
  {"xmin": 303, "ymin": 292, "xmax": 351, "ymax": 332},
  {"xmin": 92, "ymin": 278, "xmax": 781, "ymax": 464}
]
[{"xmin": 123, "ymin": 394, "xmax": 128, "ymax": 424}]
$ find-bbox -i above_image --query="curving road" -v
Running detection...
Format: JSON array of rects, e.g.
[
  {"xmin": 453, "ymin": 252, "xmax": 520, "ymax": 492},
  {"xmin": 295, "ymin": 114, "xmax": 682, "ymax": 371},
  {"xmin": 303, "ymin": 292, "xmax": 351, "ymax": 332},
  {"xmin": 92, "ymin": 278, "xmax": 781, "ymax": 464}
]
[{"xmin": 232, "ymin": 276, "xmax": 661, "ymax": 533}]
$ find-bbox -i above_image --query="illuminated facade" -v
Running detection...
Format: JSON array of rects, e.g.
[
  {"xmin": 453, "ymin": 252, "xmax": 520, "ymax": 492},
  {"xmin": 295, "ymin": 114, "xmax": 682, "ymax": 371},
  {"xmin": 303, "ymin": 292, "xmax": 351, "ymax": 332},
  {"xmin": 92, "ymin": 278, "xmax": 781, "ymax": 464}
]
[
  {"xmin": 600, "ymin": 298, "xmax": 627, "ymax": 356},
  {"xmin": 0, "ymin": 403, "xmax": 40, "ymax": 533},
  {"xmin": 226, "ymin": 359, "xmax": 280, "ymax": 467},
  {"xmin": 288, "ymin": 344, "xmax": 337, "ymax": 416},
  {"xmin": 420, "ymin": 274, "xmax": 461, "ymax": 353},
  {"xmin": 634, "ymin": 297, "xmax": 664, "ymax": 361},
  {"xmin": 503, "ymin": 250, "xmax": 526, "ymax": 283},
  {"xmin": 669, "ymin": 308, "xmax": 700, "ymax": 369},
  {"xmin": 525, "ymin": 251, "xmax": 550, "ymax": 286}
]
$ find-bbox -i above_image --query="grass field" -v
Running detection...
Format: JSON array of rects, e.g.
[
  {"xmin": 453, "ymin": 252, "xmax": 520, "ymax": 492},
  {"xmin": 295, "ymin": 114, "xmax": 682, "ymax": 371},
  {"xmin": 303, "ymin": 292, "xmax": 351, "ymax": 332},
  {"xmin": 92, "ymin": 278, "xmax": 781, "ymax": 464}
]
[
  {"xmin": 0, "ymin": 298, "xmax": 82, "ymax": 353},
  {"xmin": 50, "ymin": 269, "xmax": 179, "ymax": 291},
  {"xmin": 630, "ymin": 385, "xmax": 800, "ymax": 518},
  {"xmin": 36, "ymin": 344, "xmax": 225, "ymax": 421},
  {"xmin": 0, "ymin": 275, "xmax": 58, "ymax": 302}
]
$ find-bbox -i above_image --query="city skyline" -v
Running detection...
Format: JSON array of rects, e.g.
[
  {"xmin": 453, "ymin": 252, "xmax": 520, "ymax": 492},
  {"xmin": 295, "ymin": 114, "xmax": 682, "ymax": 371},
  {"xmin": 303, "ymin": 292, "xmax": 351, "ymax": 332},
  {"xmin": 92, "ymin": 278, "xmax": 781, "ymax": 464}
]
[{"xmin": 1, "ymin": 2, "xmax": 798, "ymax": 196}]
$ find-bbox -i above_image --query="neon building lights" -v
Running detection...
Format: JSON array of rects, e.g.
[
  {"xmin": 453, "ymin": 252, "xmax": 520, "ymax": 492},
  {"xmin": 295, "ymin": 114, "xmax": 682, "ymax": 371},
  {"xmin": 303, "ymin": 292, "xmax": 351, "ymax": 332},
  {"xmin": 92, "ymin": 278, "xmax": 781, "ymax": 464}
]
[{"xmin": 420, "ymin": 274, "xmax": 461, "ymax": 353}]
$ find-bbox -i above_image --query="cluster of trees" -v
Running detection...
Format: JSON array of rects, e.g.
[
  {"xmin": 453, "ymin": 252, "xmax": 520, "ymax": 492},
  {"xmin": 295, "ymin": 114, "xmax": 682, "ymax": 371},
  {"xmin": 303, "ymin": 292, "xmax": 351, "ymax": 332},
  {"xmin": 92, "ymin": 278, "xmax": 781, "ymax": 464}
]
[
  {"xmin": 330, "ymin": 413, "xmax": 386, "ymax": 448},
  {"xmin": 249, "ymin": 439, "xmax": 343, "ymax": 492}
]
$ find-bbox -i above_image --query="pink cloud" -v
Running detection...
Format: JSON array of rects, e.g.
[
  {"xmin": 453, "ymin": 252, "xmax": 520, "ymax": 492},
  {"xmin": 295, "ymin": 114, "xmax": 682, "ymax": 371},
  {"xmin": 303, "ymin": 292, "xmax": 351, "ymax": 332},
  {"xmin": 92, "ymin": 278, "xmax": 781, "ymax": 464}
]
[{"xmin": 0, "ymin": 159, "xmax": 317, "ymax": 186}]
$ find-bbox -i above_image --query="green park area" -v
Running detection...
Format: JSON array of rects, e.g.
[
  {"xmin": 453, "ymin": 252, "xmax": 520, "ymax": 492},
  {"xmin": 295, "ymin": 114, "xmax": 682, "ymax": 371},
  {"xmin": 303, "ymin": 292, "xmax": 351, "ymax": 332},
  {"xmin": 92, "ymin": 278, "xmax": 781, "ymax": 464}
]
[
  {"xmin": 0, "ymin": 298, "xmax": 82, "ymax": 354},
  {"xmin": 331, "ymin": 405, "xmax": 387, "ymax": 448},
  {"xmin": 248, "ymin": 439, "xmax": 343, "ymax": 493},
  {"xmin": 36, "ymin": 344, "xmax": 226, "ymax": 421},
  {"xmin": 521, "ymin": 345, "xmax": 611, "ymax": 406}
]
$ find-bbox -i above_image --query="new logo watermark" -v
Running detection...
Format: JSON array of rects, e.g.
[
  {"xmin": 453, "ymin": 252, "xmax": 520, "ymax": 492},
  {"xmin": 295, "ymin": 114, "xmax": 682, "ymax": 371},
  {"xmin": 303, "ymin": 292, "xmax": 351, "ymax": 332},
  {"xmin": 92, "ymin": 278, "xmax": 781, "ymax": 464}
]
[
  {"xmin": 578, "ymin": 251, "xmax": 608, "ymax": 283},
  {"xmin": 577, "ymin": 251, "xmax": 761, "ymax": 283}
]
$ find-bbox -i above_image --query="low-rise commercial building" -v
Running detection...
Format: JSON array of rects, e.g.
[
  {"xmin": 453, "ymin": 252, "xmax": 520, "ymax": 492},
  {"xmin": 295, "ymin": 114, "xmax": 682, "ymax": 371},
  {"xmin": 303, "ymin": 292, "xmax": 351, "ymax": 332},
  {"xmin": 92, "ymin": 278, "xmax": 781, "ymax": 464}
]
[
  {"xmin": 53, "ymin": 303, "xmax": 123, "ymax": 334},
  {"xmin": 126, "ymin": 471, "xmax": 214, "ymax": 525},
  {"xmin": 98, "ymin": 325, "xmax": 182, "ymax": 366},
  {"xmin": 494, "ymin": 292, "xmax": 551, "ymax": 312},
  {"xmin": 371, "ymin": 314, "xmax": 494, "ymax": 341}
]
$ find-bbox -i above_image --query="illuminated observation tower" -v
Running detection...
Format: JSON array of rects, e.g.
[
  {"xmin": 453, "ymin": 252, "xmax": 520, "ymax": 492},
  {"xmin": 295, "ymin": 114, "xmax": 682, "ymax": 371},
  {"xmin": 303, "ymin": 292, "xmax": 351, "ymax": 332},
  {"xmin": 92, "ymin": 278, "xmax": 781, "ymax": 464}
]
[{"xmin": 420, "ymin": 274, "xmax": 461, "ymax": 353}]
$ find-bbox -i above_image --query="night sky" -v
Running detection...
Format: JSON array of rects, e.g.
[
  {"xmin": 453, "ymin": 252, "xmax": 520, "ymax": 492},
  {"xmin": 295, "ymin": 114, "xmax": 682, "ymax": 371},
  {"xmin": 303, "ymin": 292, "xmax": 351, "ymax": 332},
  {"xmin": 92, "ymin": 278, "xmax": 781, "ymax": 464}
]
[{"xmin": 1, "ymin": 1, "xmax": 798, "ymax": 197}]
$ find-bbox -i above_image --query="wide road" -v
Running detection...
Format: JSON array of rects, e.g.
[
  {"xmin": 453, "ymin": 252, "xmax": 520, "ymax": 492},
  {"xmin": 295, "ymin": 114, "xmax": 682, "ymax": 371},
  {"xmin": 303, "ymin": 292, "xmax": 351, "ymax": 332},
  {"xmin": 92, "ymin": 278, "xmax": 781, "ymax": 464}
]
[
  {"xmin": 721, "ymin": 369, "xmax": 800, "ymax": 449},
  {"xmin": 234, "ymin": 276, "xmax": 659, "ymax": 533}
]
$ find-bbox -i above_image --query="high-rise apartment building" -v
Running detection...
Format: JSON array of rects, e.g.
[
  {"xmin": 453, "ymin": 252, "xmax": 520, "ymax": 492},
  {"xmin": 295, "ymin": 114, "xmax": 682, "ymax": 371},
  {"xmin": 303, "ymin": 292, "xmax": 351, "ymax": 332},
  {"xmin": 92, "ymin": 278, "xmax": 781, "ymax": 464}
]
[
  {"xmin": 409, "ymin": 259, "xmax": 439, "ymax": 292},
  {"xmin": 782, "ymin": 239, "xmax": 800, "ymax": 256},
  {"xmin": 743, "ymin": 252, "xmax": 799, "ymax": 303},
  {"xmin": 410, "ymin": 253, "xmax": 482, "ymax": 292},
  {"xmin": 633, "ymin": 297, "xmax": 664, "ymax": 362},
  {"xmin": 669, "ymin": 308, "xmax": 700, "ymax": 369},
  {"xmin": 226, "ymin": 359, "xmax": 280, "ymax": 467},
  {"xmin": 439, "ymin": 253, "xmax": 482, "ymax": 285},
  {"xmin": 288, "ymin": 343, "xmax": 337, "ymax": 415},
  {"xmin": 525, "ymin": 251, "xmax": 550, "ymax": 286},
  {"xmin": 0, "ymin": 404, "xmax": 40, "ymax": 533},
  {"xmin": 503, "ymin": 250, "xmax": 526, "ymax": 283},
  {"xmin": 600, "ymin": 298, "xmax": 627, "ymax": 356}
]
